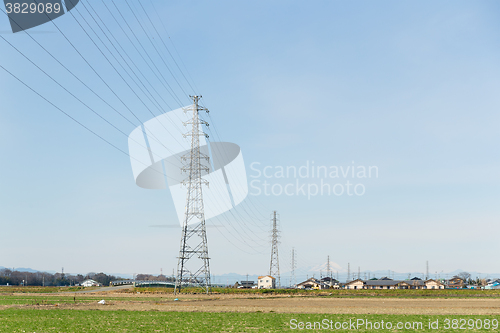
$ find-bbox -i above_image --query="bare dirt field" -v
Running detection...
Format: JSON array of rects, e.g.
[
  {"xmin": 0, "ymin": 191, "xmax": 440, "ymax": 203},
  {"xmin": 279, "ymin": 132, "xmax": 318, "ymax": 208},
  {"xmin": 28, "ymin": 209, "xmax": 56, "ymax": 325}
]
[{"xmin": 8, "ymin": 292, "xmax": 500, "ymax": 315}]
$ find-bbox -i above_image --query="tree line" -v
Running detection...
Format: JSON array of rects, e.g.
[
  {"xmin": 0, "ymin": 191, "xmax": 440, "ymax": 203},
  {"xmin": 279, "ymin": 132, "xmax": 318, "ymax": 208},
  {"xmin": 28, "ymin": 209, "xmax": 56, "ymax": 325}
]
[
  {"xmin": 0, "ymin": 269, "xmax": 123, "ymax": 286},
  {"xmin": 134, "ymin": 274, "xmax": 174, "ymax": 282}
]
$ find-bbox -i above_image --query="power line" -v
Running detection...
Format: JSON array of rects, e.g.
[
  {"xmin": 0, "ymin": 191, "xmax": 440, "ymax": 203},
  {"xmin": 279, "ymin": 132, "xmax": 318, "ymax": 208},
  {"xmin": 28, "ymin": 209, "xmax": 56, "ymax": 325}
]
[
  {"xmin": 123, "ymin": 0, "xmax": 190, "ymax": 99},
  {"xmin": 4, "ymin": 1, "xmax": 269, "ymax": 256},
  {"xmin": 0, "ymin": 64, "xmax": 133, "ymax": 166},
  {"xmin": 141, "ymin": 0, "xmax": 198, "ymax": 94}
]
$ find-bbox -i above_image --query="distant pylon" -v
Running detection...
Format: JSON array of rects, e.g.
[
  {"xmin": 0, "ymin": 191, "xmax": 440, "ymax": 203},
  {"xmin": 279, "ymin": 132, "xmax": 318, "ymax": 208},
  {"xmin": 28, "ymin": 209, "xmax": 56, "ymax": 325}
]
[
  {"xmin": 290, "ymin": 248, "xmax": 296, "ymax": 287},
  {"xmin": 269, "ymin": 211, "xmax": 281, "ymax": 288},
  {"xmin": 174, "ymin": 95, "xmax": 211, "ymax": 294},
  {"xmin": 326, "ymin": 255, "xmax": 331, "ymax": 279}
]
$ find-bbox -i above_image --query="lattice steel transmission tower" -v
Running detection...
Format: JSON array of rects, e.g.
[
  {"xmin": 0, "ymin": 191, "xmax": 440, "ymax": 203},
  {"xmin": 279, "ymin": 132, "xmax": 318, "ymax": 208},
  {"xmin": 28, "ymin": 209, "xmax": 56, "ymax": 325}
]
[
  {"xmin": 326, "ymin": 255, "xmax": 331, "ymax": 279},
  {"xmin": 269, "ymin": 211, "xmax": 281, "ymax": 288},
  {"xmin": 290, "ymin": 248, "xmax": 296, "ymax": 287},
  {"xmin": 174, "ymin": 95, "xmax": 211, "ymax": 294}
]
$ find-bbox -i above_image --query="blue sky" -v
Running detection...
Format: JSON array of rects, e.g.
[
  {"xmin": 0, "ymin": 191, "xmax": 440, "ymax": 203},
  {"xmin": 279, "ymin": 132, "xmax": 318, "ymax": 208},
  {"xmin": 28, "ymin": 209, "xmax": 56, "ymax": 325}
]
[{"xmin": 0, "ymin": 0, "xmax": 499, "ymax": 279}]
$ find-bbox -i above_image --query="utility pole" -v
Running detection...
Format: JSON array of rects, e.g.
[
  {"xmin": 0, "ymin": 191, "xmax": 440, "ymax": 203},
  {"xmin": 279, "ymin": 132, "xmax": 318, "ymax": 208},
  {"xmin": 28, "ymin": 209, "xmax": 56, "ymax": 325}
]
[
  {"xmin": 290, "ymin": 248, "xmax": 296, "ymax": 287},
  {"xmin": 347, "ymin": 263, "xmax": 350, "ymax": 282},
  {"xmin": 269, "ymin": 211, "xmax": 281, "ymax": 288},
  {"xmin": 358, "ymin": 267, "xmax": 360, "ymax": 280},
  {"xmin": 426, "ymin": 261, "xmax": 429, "ymax": 280},
  {"xmin": 174, "ymin": 95, "xmax": 211, "ymax": 294}
]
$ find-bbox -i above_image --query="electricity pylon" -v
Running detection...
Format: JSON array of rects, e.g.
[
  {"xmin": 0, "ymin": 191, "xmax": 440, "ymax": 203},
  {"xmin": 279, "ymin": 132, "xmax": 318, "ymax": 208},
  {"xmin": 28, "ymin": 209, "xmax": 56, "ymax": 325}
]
[
  {"xmin": 269, "ymin": 211, "xmax": 281, "ymax": 288},
  {"xmin": 290, "ymin": 248, "xmax": 296, "ymax": 287},
  {"xmin": 174, "ymin": 95, "xmax": 211, "ymax": 294},
  {"xmin": 326, "ymin": 255, "xmax": 331, "ymax": 279}
]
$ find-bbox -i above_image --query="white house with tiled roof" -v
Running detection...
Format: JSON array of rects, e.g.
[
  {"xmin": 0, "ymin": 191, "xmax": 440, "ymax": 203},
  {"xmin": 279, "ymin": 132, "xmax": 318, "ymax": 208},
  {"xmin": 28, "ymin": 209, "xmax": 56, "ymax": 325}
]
[{"xmin": 257, "ymin": 275, "xmax": 275, "ymax": 289}]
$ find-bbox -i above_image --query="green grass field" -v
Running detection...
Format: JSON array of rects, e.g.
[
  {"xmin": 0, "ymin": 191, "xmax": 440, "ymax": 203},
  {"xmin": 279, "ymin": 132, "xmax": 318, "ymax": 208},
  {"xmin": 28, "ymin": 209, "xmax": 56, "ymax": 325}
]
[
  {"xmin": 0, "ymin": 309, "xmax": 498, "ymax": 332},
  {"xmin": 1, "ymin": 289, "xmax": 499, "ymax": 332},
  {"xmin": 138, "ymin": 287, "xmax": 500, "ymax": 298},
  {"xmin": 0, "ymin": 286, "xmax": 86, "ymax": 293},
  {"xmin": 3, "ymin": 286, "xmax": 500, "ymax": 298}
]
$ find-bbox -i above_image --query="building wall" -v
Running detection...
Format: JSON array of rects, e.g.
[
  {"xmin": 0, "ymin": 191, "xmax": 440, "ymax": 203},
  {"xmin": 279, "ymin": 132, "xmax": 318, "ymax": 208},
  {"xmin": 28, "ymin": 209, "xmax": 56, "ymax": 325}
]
[
  {"xmin": 344, "ymin": 280, "xmax": 443, "ymax": 290},
  {"xmin": 298, "ymin": 282, "xmax": 319, "ymax": 289},
  {"xmin": 258, "ymin": 277, "xmax": 275, "ymax": 289},
  {"xmin": 345, "ymin": 281, "xmax": 365, "ymax": 289},
  {"xmin": 425, "ymin": 281, "xmax": 444, "ymax": 289}
]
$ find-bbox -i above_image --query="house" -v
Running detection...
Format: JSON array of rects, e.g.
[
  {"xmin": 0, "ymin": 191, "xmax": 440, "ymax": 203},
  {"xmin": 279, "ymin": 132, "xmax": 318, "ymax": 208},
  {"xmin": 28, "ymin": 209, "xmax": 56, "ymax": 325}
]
[
  {"xmin": 238, "ymin": 280, "xmax": 256, "ymax": 289},
  {"xmin": 485, "ymin": 280, "xmax": 500, "ymax": 290},
  {"xmin": 321, "ymin": 277, "xmax": 339, "ymax": 288},
  {"xmin": 344, "ymin": 278, "xmax": 444, "ymax": 290},
  {"xmin": 344, "ymin": 279, "xmax": 365, "ymax": 290},
  {"xmin": 446, "ymin": 276, "xmax": 465, "ymax": 289},
  {"xmin": 297, "ymin": 278, "xmax": 330, "ymax": 290},
  {"xmin": 344, "ymin": 277, "xmax": 403, "ymax": 290},
  {"xmin": 81, "ymin": 279, "xmax": 101, "ymax": 287},
  {"xmin": 405, "ymin": 279, "xmax": 444, "ymax": 290},
  {"xmin": 365, "ymin": 280, "xmax": 409, "ymax": 290},
  {"xmin": 257, "ymin": 276, "xmax": 275, "ymax": 289},
  {"xmin": 425, "ymin": 279, "xmax": 445, "ymax": 289}
]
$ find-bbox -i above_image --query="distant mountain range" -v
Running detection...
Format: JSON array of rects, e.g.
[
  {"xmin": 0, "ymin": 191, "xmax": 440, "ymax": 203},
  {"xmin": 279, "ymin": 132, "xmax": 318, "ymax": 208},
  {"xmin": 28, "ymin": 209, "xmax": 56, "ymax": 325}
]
[{"xmin": 0, "ymin": 266, "xmax": 56, "ymax": 274}]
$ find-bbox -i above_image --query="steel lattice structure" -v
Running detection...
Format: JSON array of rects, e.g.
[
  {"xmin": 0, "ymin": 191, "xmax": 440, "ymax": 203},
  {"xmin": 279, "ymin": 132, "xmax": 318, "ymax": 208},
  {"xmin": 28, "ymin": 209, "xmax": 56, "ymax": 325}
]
[
  {"xmin": 269, "ymin": 211, "xmax": 281, "ymax": 288},
  {"xmin": 290, "ymin": 248, "xmax": 296, "ymax": 288},
  {"xmin": 174, "ymin": 95, "xmax": 211, "ymax": 294},
  {"xmin": 326, "ymin": 255, "xmax": 331, "ymax": 279}
]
